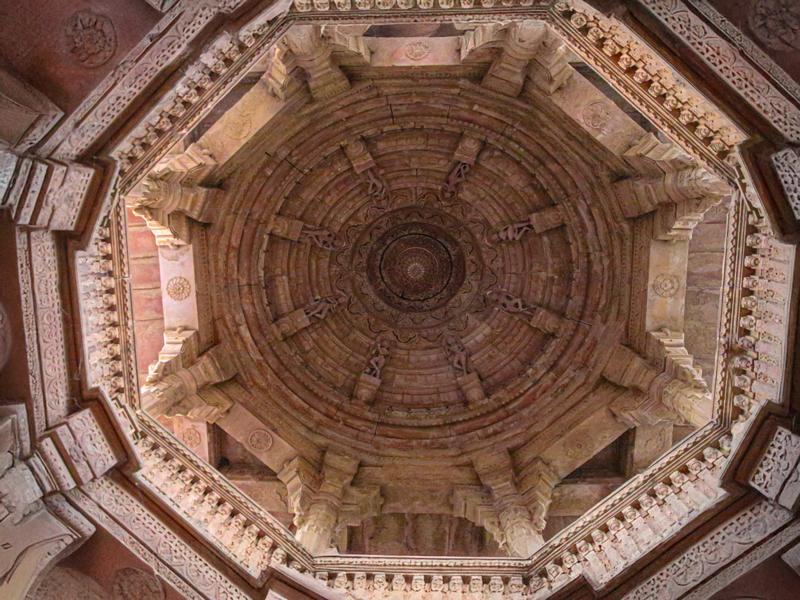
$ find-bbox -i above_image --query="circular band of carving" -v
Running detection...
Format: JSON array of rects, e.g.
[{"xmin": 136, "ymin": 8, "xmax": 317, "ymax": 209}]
[{"xmin": 369, "ymin": 221, "xmax": 465, "ymax": 311}]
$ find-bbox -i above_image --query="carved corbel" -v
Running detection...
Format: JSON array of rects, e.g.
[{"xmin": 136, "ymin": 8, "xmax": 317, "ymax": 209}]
[
  {"xmin": 460, "ymin": 24, "xmax": 506, "ymax": 62},
  {"xmin": 526, "ymin": 28, "xmax": 573, "ymax": 95},
  {"xmin": 1, "ymin": 149, "xmax": 95, "ymax": 231},
  {"xmin": 141, "ymin": 343, "xmax": 237, "ymax": 416},
  {"xmin": 278, "ymin": 455, "xmax": 320, "ymax": 527},
  {"xmin": 473, "ymin": 450, "xmax": 544, "ymax": 557},
  {"xmin": 127, "ymin": 178, "xmax": 220, "ymax": 245},
  {"xmin": 145, "ymin": 327, "xmax": 199, "ymax": 384},
  {"xmin": 271, "ymin": 295, "xmax": 341, "ymax": 341},
  {"xmin": 324, "ymin": 26, "xmax": 371, "ymax": 65},
  {"xmin": 444, "ymin": 333, "xmax": 486, "ymax": 405},
  {"xmin": 284, "ymin": 25, "xmax": 350, "ymax": 100},
  {"xmin": 482, "ymin": 21, "xmax": 548, "ymax": 96},
  {"xmin": 613, "ymin": 167, "xmax": 731, "ymax": 240},
  {"xmin": 268, "ymin": 214, "xmax": 341, "ymax": 250},
  {"xmin": 336, "ymin": 484, "xmax": 383, "ymax": 549},
  {"xmin": 488, "ymin": 289, "xmax": 566, "ymax": 336},
  {"xmin": 495, "ymin": 205, "xmax": 565, "ymax": 242},
  {"xmin": 293, "ymin": 450, "xmax": 359, "ymax": 554},
  {"xmin": 517, "ymin": 458, "xmax": 558, "ymax": 533}
]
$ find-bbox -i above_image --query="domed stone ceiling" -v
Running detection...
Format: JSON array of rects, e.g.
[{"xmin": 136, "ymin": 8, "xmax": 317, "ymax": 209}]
[
  {"xmin": 210, "ymin": 78, "xmax": 628, "ymax": 459},
  {"xmin": 125, "ymin": 18, "xmax": 742, "ymax": 559}
]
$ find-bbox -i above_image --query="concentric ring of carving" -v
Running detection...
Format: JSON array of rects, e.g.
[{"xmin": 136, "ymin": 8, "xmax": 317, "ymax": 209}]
[
  {"xmin": 211, "ymin": 79, "xmax": 630, "ymax": 458},
  {"xmin": 375, "ymin": 225, "xmax": 461, "ymax": 307},
  {"xmin": 339, "ymin": 205, "xmax": 488, "ymax": 336}
]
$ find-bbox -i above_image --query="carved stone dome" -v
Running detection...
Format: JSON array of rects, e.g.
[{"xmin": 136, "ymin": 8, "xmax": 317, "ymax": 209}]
[{"xmin": 210, "ymin": 78, "xmax": 628, "ymax": 460}]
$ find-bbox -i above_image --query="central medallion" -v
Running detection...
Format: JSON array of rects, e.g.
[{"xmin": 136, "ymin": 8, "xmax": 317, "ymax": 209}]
[
  {"xmin": 368, "ymin": 222, "xmax": 466, "ymax": 313},
  {"xmin": 333, "ymin": 200, "xmax": 495, "ymax": 340}
]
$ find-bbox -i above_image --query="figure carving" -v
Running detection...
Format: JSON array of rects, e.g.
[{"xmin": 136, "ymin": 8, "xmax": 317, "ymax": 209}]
[
  {"xmin": 495, "ymin": 220, "xmax": 533, "ymax": 242},
  {"xmin": 366, "ymin": 169, "xmax": 390, "ymax": 207},
  {"xmin": 300, "ymin": 224, "xmax": 341, "ymax": 251},
  {"xmin": 444, "ymin": 334, "xmax": 470, "ymax": 376},
  {"xmin": 443, "ymin": 162, "xmax": 470, "ymax": 198},
  {"xmin": 364, "ymin": 338, "xmax": 391, "ymax": 378},
  {"xmin": 488, "ymin": 289, "xmax": 532, "ymax": 316},
  {"xmin": 305, "ymin": 296, "xmax": 340, "ymax": 321}
]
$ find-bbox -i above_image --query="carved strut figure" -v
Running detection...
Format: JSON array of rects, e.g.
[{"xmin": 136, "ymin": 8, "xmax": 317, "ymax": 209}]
[
  {"xmin": 488, "ymin": 289, "xmax": 532, "ymax": 317},
  {"xmin": 364, "ymin": 338, "xmax": 390, "ymax": 378},
  {"xmin": 444, "ymin": 334, "xmax": 470, "ymax": 376},
  {"xmin": 365, "ymin": 169, "xmax": 389, "ymax": 207},
  {"xmin": 300, "ymin": 225, "xmax": 340, "ymax": 251},
  {"xmin": 496, "ymin": 220, "xmax": 533, "ymax": 242},
  {"xmin": 443, "ymin": 162, "xmax": 470, "ymax": 198},
  {"xmin": 304, "ymin": 296, "xmax": 339, "ymax": 321}
]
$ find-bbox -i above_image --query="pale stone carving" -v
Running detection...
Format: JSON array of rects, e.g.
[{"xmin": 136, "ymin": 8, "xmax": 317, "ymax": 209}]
[{"xmin": 284, "ymin": 25, "xmax": 351, "ymax": 100}]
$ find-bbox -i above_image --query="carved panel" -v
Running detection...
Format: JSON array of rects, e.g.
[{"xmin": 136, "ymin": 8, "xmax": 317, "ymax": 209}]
[
  {"xmin": 624, "ymin": 500, "xmax": 791, "ymax": 599},
  {"xmin": 748, "ymin": 426, "xmax": 800, "ymax": 501},
  {"xmin": 772, "ymin": 148, "xmax": 800, "ymax": 220}
]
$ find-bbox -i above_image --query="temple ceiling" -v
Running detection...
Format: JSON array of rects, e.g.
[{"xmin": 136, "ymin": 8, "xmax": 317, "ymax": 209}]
[
  {"xmin": 114, "ymin": 15, "xmax": 752, "ymax": 559},
  {"xmin": 0, "ymin": 0, "xmax": 798, "ymax": 597}
]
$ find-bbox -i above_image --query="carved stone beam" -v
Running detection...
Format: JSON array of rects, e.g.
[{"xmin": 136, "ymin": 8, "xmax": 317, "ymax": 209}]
[
  {"xmin": 602, "ymin": 344, "xmax": 660, "ymax": 393},
  {"xmin": 495, "ymin": 205, "xmax": 565, "ymax": 242},
  {"xmin": 451, "ymin": 486, "xmax": 505, "ymax": 550},
  {"xmin": 271, "ymin": 295, "xmax": 341, "ymax": 340},
  {"xmin": 473, "ymin": 450, "xmax": 544, "ymax": 557},
  {"xmin": 482, "ymin": 21, "xmax": 548, "ymax": 97},
  {"xmin": 336, "ymin": 484, "xmax": 383, "ymax": 550},
  {"xmin": 613, "ymin": 167, "xmax": 731, "ymax": 240},
  {"xmin": 284, "ymin": 25, "xmax": 350, "ymax": 101},
  {"xmin": 624, "ymin": 422, "xmax": 674, "ymax": 476},
  {"xmin": 548, "ymin": 481, "xmax": 625, "ymax": 518},
  {"xmin": 295, "ymin": 450, "xmax": 359, "ymax": 554},
  {"xmin": 539, "ymin": 406, "xmax": 630, "ymax": 479},
  {"xmin": 268, "ymin": 214, "xmax": 341, "ymax": 250},
  {"xmin": 141, "ymin": 343, "xmax": 237, "ymax": 417},
  {"xmin": 0, "ymin": 65, "xmax": 62, "ymax": 151}
]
